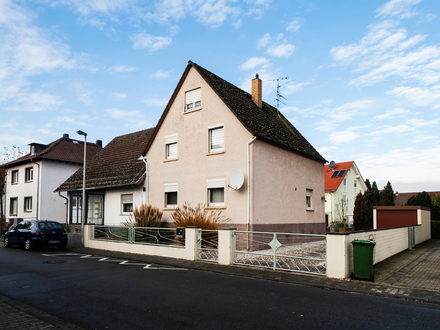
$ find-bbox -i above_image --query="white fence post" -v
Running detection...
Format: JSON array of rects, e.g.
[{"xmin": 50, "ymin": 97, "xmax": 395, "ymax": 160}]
[
  {"xmin": 185, "ymin": 227, "xmax": 200, "ymax": 261},
  {"xmin": 218, "ymin": 228, "xmax": 236, "ymax": 265},
  {"xmin": 83, "ymin": 224, "xmax": 94, "ymax": 248},
  {"xmin": 326, "ymin": 233, "xmax": 350, "ymax": 279}
]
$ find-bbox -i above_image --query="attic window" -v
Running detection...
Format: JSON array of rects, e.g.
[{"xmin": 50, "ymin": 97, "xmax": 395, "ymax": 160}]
[
  {"xmin": 331, "ymin": 170, "xmax": 346, "ymax": 178},
  {"xmin": 73, "ymin": 141, "xmax": 79, "ymax": 145},
  {"xmin": 185, "ymin": 87, "xmax": 201, "ymax": 112}
]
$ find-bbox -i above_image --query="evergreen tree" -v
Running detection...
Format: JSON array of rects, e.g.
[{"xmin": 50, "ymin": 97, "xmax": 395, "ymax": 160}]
[
  {"xmin": 363, "ymin": 180, "xmax": 380, "ymax": 230},
  {"xmin": 379, "ymin": 181, "xmax": 395, "ymax": 206},
  {"xmin": 405, "ymin": 191, "xmax": 432, "ymax": 208},
  {"xmin": 353, "ymin": 192, "xmax": 366, "ymax": 230}
]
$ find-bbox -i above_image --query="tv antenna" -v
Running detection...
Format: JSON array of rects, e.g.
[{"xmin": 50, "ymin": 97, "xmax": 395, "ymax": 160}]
[{"xmin": 264, "ymin": 76, "xmax": 294, "ymax": 109}]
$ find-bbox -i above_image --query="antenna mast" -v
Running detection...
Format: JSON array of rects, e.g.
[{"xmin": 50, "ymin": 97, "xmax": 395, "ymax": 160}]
[{"xmin": 265, "ymin": 76, "xmax": 290, "ymax": 109}]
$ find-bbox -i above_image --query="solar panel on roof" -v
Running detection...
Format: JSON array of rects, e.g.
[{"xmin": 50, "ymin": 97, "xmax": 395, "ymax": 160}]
[
  {"xmin": 337, "ymin": 170, "xmax": 346, "ymax": 177},
  {"xmin": 331, "ymin": 171, "xmax": 340, "ymax": 178}
]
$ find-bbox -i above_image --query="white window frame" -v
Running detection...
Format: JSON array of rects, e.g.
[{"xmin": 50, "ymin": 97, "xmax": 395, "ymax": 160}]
[
  {"xmin": 25, "ymin": 167, "xmax": 33, "ymax": 183},
  {"xmin": 185, "ymin": 87, "xmax": 201, "ymax": 112},
  {"xmin": 208, "ymin": 124, "xmax": 224, "ymax": 153},
  {"xmin": 121, "ymin": 194, "xmax": 133, "ymax": 214},
  {"xmin": 306, "ymin": 189, "xmax": 313, "ymax": 210},
  {"xmin": 354, "ymin": 180, "xmax": 357, "ymax": 193},
  {"xmin": 11, "ymin": 170, "xmax": 18, "ymax": 185},
  {"xmin": 10, "ymin": 197, "xmax": 18, "ymax": 216},
  {"xmin": 24, "ymin": 197, "xmax": 32, "ymax": 212},
  {"xmin": 343, "ymin": 178, "xmax": 346, "ymax": 192},
  {"xmin": 164, "ymin": 183, "xmax": 178, "ymax": 207},
  {"xmin": 207, "ymin": 178, "xmax": 225, "ymax": 206},
  {"xmin": 165, "ymin": 134, "xmax": 178, "ymax": 160}
]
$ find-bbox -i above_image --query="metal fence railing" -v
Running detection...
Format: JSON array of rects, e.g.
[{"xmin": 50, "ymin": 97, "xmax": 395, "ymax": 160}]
[
  {"xmin": 197, "ymin": 229, "xmax": 219, "ymax": 263},
  {"xmin": 92, "ymin": 226, "xmax": 184, "ymax": 247},
  {"xmin": 234, "ymin": 231, "xmax": 327, "ymax": 276}
]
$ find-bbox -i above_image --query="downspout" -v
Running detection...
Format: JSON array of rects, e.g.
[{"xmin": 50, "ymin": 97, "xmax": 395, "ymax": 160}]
[
  {"xmin": 30, "ymin": 159, "xmax": 40, "ymax": 221},
  {"xmin": 141, "ymin": 156, "xmax": 149, "ymax": 204},
  {"xmin": 247, "ymin": 136, "xmax": 257, "ymax": 236},
  {"xmin": 58, "ymin": 192, "xmax": 68, "ymax": 225}
]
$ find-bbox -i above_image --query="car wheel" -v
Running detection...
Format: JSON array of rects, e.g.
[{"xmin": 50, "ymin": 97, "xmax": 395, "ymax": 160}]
[
  {"xmin": 24, "ymin": 238, "xmax": 32, "ymax": 251},
  {"xmin": 4, "ymin": 237, "xmax": 10, "ymax": 248},
  {"xmin": 58, "ymin": 244, "xmax": 67, "ymax": 251}
]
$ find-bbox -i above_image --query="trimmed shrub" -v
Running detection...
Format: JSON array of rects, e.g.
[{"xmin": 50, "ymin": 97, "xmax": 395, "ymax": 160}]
[
  {"xmin": 123, "ymin": 204, "xmax": 167, "ymax": 228},
  {"xmin": 171, "ymin": 202, "xmax": 230, "ymax": 229}
]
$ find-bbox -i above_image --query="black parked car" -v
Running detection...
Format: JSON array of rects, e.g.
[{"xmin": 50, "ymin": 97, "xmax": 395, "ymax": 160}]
[{"xmin": 4, "ymin": 220, "xmax": 68, "ymax": 251}]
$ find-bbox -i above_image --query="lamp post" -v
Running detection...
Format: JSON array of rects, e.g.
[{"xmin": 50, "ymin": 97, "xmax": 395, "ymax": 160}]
[{"xmin": 77, "ymin": 130, "xmax": 87, "ymax": 248}]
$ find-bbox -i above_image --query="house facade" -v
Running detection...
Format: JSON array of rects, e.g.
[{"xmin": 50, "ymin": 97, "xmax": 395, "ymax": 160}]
[
  {"xmin": 325, "ymin": 161, "xmax": 367, "ymax": 226},
  {"xmin": 145, "ymin": 62, "xmax": 327, "ymax": 233},
  {"xmin": 3, "ymin": 134, "xmax": 102, "ymax": 226},
  {"xmin": 56, "ymin": 129, "xmax": 155, "ymax": 226}
]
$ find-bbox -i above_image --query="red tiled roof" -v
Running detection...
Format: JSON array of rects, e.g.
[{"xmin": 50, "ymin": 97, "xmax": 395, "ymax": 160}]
[
  {"xmin": 2, "ymin": 136, "xmax": 102, "ymax": 167},
  {"xmin": 324, "ymin": 161, "xmax": 354, "ymax": 192}
]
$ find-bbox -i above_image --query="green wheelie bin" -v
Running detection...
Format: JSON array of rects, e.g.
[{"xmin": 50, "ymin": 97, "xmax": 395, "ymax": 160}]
[{"xmin": 351, "ymin": 239, "xmax": 376, "ymax": 282}]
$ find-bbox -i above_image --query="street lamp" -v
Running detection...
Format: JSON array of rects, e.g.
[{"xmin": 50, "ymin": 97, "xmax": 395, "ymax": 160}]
[{"xmin": 77, "ymin": 130, "xmax": 87, "ymax": 248}]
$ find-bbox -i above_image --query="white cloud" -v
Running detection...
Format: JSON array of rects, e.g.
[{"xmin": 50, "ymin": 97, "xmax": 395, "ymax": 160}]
[
  {"xmin": 376, "ymin": 0, "xmax": 422, "ymax": 19},
  {"xmin": 193, "ymin": 1, "xmax": 239, "ymax": 28},
  {"xmin": 239, "ymin": 57, "xmax": 270, "ymax": 71},
  {"xmin": 130, "ymin": 33, "xmax": 172, "ymax": 51},
  {"xmin": 282, "ymin": 82, "xmax": 309, "ymax": 95},
  {"xmin": 257, "ymin": 33, "xmax": 270, "ymax": 49},
  {"xmin": 4, "ymin": 92, "xmax": 64, "ymax": 112},
  {"xmin": 386, "ymin": 85, "xmax": 440, "ymax": 107},
  {"xmin": 151, "ymin": 69, "xmax": 170, "ymax": 79},
  {"xmin": 107, "ymin": 65, "xmax": 136, "ymax": 73},
  {"xmin": 357, "ymin": 144, "xmax": 440, "ymax": 192},
  {"xmin": 112, "ymin": 92, "xmax": 127, "ymax": 100},
  {"xmin": 375, "ymin": 107, "xmax": 410, "ymax": 119},
  {"xmin": 105, "ymin": 108, "xmax": 154, "ymax": 130},
  {"xmin": 142, "ymin": 97, "xmax": 168, "ymax": 107},
  {"xmin": 265, "ymin": 44, "xmax": 295, "ymax": 58},
  {"xmin": 330, "ymin": 131, "xmax": 359, "ymax": 144},
  {"xmin": 286, "ymin": 19, "xmax": 302, "ymax": 32}
]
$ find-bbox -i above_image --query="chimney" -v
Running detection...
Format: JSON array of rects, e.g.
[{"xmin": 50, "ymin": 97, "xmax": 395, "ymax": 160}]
[
  {"xmin": 63, "ymin": 133, "xmax": 69, "ymax": 138},
  {"xmin": 96, "ymin": 140, "xmax": 102, "ymax": 148},
  {"xmin": 252, "ymin": 73, "xmax": 262, "ymax": 108}
]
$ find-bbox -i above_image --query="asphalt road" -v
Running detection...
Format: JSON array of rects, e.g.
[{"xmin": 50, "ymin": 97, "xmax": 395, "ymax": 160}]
[{"xmin": 1, "ymin": 245, "xmax": 440, "ymax": 330}]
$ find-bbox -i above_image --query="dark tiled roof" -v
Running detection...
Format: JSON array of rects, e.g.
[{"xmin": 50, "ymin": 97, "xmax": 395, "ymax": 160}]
[
  {"xmin": 190, "ymin": 62, "xmax": 326, "ymax": 163},
  {"xmin": 2, "ymin": 137, "xmax": 102, "ymax": 168},
  {"xmin": 56, "ymin": 128, "xmax": 155, "ymax": 191},
  {"xmin": 394, "ymin": 191, "xmax": 440, "ymax": 206}
]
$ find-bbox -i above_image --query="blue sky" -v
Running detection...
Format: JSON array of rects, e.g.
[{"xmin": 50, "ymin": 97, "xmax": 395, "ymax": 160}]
[{"xmin": 1, "ymin": 0, "xmax": 439, "ymax": 193}]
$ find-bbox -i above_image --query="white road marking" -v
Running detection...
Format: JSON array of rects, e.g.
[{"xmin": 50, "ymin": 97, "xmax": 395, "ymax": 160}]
[{"xmin": 42, "ymin": 253, "xmax": 187, "ymax": 270}]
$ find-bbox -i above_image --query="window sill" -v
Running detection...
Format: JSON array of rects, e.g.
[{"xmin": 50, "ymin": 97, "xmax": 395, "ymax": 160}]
[
  {"xmin": 183, "ymin": 108, "xmax": 202, "ymax": 115},
  {"xmin": 306, "ymin": 209, "xmax": 314, "ymax": 212},
  {"xmin": 164, "ymin": 206, "xmax": 178, "ymax": 211},
  {"xmin": 25, "ymin": 181, "xmax": 33, "ymax": 183},
  {"xmin": 206, "ymin": 150, "xmax": 225, "ymax": 156},
  {"xmin": 205, "ymin": 206, "xmax": 226, "ymax": 210},
  {"xmin": 12, "ymin": 183, "xmax": 18, "ymax": 185},
  {"xmin": 163, "ymin": 158, "xmax": 179, "ymax": 163},
  {"xmin": 24, "ymin": 210, "xmax": 32, "ymax": 213}
]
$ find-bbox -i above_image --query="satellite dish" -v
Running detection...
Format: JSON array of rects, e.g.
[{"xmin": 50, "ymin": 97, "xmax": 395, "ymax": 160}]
[
  {"xmin": 229, "ymin": 170, "xmax": 244, "ymax": 190},
  {"xmin": 329, "ymin": 160, "xmax": 336, "ymax": 168}
]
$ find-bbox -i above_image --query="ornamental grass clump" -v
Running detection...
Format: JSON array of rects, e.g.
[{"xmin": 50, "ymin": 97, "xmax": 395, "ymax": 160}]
[
  {"xmin": 171, "ymin": 202, "xmax": 230, "ymax": 229},
  {"xmin": 123, "ymin": 203, "xmax": 167, "ymax": 228}
]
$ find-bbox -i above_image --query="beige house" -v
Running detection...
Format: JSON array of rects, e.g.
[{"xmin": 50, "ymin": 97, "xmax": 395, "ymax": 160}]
[
  {"xmin": 145, "ymin": 61, "xmax": 327, "ymax": 233},
  {"xmin": 325, "ymin": 161, "xmax": 367, "ymax": 226}
]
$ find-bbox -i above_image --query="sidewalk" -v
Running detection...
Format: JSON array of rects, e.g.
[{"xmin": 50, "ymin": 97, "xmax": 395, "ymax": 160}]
[{"xmin": 1, "ymin": 237, "xmax": 439, "ymax": 329}]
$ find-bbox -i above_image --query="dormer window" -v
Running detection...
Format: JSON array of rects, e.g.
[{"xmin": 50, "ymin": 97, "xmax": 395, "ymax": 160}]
[
  {"xmin": 185, "ymin": 87, "xmax": 201, "ymax": 112},
  {"xmin": 31, "ymin": 145, "xmax": 35, "ymax": 155}
]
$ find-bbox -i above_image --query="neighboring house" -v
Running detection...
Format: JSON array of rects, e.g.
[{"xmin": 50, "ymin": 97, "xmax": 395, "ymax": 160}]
[
  {"xmin": 2, "ymin": 134, "xmax": 102, "ymax": 226},
  {"xmin": 394, "ymin": 191, "xmax": 440, "ymax": 206},
  {"xmin": 325, "ymin": 161, "xmax": 367, "ymax": 226},
  {"xmin": 145, "ymin": 61, "xmax": 327, "ymax": 233},
  {"xmin": 55, "ymin": 129, "xmax": 155, "ymax": 226}
]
